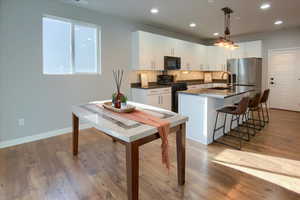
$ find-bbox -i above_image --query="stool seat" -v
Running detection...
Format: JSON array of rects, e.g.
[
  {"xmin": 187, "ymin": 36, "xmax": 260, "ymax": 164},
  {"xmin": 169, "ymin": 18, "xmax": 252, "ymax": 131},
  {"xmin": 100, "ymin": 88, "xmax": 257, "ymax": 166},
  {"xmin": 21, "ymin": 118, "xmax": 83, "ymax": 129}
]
[{"xmin": 217, "ymin": 106, "xmax": 238, "ymax": 114}]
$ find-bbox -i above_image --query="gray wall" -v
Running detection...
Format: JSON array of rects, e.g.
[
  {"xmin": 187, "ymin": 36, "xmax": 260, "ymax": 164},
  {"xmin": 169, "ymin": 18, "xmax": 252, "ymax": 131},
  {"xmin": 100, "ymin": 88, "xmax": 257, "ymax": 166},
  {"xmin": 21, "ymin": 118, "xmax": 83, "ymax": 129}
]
[
  {"xmin": 0, "ymin": 0, "xmax": 204, "ymax": 142},
  {"xmin": 207, "ymin": 27, "xmax": 300, "ymax": 90}
]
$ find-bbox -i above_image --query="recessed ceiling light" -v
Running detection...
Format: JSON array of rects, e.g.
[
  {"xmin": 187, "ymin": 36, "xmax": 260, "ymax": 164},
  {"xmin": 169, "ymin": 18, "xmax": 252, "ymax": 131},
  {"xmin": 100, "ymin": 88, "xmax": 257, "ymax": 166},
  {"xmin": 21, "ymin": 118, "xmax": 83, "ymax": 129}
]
[
  {"xmin": 150, "ymin": 8, "xmax": 159, "ymax": 14},
  {"xmin": 260, "ymin": 3, "xmax": 271, "ymax": 10},
  {"xmin": 189, "ymin": 23, "xmax": 197, "ymax": 28},
  {"xmin": 274, "ymin": 20, "xmax": 283, "ymax": 25},
  {"xmin": 213, "ymin": 32, "xmax": 219, "ymax": 36}
]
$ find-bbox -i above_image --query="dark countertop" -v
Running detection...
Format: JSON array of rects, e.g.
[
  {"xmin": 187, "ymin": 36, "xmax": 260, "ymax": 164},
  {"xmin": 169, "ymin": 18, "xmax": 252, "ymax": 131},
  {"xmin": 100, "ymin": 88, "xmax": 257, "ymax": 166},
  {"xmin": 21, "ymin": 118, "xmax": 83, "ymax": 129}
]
[
  {"xmin": 180, "ymin": 79, "xmax": 227, "ymax": 85},
  {"xmin": 131, "ymin": 82, "xmax": 171, "ymax": 89},
  {"xmin": 178, "ymin": 86, "xmax": 255, "ymax": 99},
  {"xmin": 131, "ymin": 79, "xmax": 227, "ymax": 89}
]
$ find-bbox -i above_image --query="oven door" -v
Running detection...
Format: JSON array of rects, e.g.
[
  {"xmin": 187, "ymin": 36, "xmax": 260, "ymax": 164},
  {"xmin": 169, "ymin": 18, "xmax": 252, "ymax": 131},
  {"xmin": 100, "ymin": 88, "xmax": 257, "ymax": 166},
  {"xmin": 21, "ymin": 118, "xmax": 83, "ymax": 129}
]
[{"xmin": 164, "ymin": 56, "xmax": 181, "ymax": 70}]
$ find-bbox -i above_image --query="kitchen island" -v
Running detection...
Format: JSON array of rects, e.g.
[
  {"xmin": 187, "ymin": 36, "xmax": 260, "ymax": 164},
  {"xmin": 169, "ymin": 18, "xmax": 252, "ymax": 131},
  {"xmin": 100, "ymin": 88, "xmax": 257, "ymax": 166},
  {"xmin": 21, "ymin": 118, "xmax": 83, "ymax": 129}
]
[{"xmin": 178, "ymin": 86, "xmax": 254, "ymax": 145}]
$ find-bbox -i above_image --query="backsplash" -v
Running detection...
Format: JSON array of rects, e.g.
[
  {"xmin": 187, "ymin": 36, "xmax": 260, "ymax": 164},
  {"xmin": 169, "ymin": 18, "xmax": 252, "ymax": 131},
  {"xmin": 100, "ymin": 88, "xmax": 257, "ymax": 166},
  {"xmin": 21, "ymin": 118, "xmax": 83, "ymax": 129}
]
[{"xmin": 129, "ymin": 70, "xmax": 226, "ymax": 83}]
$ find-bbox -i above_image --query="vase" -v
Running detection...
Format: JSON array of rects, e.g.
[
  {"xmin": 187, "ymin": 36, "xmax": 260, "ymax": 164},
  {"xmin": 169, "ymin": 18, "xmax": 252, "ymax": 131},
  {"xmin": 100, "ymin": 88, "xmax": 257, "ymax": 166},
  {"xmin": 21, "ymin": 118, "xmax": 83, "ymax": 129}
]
[{"xmin": 114, "ymin": 92, "xmax": 123, "ymax": 109}]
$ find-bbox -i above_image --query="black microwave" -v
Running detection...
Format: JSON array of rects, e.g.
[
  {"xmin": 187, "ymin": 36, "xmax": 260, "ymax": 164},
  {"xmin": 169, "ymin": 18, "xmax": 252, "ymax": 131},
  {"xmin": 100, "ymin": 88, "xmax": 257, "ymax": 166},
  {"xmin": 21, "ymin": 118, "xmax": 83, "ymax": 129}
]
[{"xmin": 164, "ymin": 56, "xmax": 181, "ymax": 70}]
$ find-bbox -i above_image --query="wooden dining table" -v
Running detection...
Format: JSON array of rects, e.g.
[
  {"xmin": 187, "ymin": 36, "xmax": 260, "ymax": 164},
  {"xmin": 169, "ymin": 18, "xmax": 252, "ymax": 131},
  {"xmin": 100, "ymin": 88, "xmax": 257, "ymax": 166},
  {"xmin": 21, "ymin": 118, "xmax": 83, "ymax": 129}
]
[{"xmin": 72, "ymin": 101, "xmax": 188, "ymax": 200}]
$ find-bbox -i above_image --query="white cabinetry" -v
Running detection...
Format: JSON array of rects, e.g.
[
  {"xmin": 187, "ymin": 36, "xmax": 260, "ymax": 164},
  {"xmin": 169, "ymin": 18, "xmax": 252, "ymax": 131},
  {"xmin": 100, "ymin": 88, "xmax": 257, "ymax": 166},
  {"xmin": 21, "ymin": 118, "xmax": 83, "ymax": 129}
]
[
  {"xmin": 180, "ymin": 42, "xmax": 208, "ymax": 71},
  {"xmin": 206, "ymin": 47, "xmax": 227, "ymax": 71},
  {"xmin": 131, "ymin": 87, "xmax": 172, "ymax": 110},
  {"xmin": 244, "ymin": 41, "xmax": 262, "ymax": 58},
  {"xmin": 132, "ymin": 31, "xmax": 164, "ymax": 70},
  {"xmin": 229, "ymin": 41, "xmax": 262, "ymax": 59},
  {"xmin": 132, "ymin": 31, "xmax": 262, "ymax": 71},
  {"xmin": 195, "ymin": 44, "xmax": 207, "ymax": 71}
]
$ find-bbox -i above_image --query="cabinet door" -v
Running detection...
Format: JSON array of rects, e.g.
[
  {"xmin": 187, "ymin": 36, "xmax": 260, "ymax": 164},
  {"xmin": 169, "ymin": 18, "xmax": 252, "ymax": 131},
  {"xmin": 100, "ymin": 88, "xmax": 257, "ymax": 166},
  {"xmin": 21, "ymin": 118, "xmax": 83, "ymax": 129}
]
[
  {"xmin": 160, "ymin": 37, "xmax": 178, "ymax": 57},
  {"xmin": 132, "ymin": 31, "xmax": 164, "ymax": 70},
  {"xmin": 151, "ymin": 34, "xmax": 165, "ymax": 70},
  {"xmin": 206, "ymin": 46, "xmax": 215, "ymax": 71},
  {"xmin": 230, "ymin": 43, "xmax": 246, "ymax": 59},
  {"xmin": 139, "ymin": 32, "xmax": 156, "ymax": 70},
  {"xmin": 160, "ymin": 94, "xmax": 172, "ymax": 110},
  {"xmin": 195, "ymin": 44, "xmax": 207, "ymax": 70},
  {"xmin": 179, "ymin": 41, "xmax": 196, "ymax": 70},
  {"xmin": 244, "ymin": 41, "xmax": 262, "ymax": 58},
  {"xmin": 147, "ymin": 95, "xmax": 160, "ymax": 107}
]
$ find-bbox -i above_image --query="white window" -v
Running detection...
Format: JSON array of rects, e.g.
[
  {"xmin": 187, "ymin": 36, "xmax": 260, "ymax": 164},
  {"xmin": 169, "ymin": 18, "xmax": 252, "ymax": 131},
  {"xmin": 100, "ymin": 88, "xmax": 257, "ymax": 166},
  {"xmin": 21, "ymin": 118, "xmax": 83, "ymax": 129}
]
[{"xmin": 43, "ymin": 16, "xmax": 101, "ymax": 75}]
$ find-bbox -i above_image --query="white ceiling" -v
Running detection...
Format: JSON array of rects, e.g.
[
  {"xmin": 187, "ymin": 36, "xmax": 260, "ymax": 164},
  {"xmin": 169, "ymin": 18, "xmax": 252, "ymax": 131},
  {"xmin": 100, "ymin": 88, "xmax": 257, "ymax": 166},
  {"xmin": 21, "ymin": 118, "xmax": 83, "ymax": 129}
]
[{"xmin": 61, "ymin": 0, "xmax": 300, "ymax": 39}]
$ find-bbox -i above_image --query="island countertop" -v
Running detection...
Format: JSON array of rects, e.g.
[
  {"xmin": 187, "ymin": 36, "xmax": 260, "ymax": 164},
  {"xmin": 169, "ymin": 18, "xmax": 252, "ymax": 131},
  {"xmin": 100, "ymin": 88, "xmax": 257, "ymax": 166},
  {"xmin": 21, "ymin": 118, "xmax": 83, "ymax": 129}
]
[{"xmin": 178, "ymin": 86, "xmax": 254, "ymax": 99}]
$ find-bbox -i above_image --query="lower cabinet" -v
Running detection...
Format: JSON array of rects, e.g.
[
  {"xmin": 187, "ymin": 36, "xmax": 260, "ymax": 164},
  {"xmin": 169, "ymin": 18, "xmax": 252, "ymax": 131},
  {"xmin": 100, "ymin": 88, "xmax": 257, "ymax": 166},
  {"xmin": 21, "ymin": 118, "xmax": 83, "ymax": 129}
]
[{"xmin": 131, "ymin": 87, "xmax": 172, "ymax": 110}]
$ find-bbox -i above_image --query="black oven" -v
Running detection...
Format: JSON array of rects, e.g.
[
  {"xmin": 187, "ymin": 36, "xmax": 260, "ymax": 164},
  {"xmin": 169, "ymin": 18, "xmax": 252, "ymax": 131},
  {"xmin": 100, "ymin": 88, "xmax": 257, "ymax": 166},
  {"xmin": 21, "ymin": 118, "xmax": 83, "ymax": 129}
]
[{"xmin": 164, "ymin": 56, "xmax": 181, "ymax": 70}]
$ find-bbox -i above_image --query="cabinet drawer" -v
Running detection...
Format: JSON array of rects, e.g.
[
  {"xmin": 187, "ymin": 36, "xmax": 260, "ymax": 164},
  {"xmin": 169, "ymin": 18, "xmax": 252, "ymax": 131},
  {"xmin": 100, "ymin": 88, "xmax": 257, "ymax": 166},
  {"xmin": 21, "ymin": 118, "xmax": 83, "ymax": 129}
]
[{"xmin": 146, "ymin": 88, "xmax": 171, "ymax": 95}]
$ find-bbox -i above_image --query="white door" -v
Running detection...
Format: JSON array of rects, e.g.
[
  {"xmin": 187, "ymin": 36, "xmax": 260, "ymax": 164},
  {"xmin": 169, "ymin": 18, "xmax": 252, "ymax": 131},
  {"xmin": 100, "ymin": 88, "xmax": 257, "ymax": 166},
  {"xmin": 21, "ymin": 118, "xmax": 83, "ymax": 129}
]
[{"xmin": 269, "ymin": 48, "xmax": 300, "ymax": 111}]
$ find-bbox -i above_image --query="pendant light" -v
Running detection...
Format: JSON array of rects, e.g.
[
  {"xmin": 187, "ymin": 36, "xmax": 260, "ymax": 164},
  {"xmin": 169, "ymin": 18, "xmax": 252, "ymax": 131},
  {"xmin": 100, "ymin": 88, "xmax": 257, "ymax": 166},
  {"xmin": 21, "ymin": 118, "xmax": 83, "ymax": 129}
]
[{"xmin": 214, "ymin": 7, "xmax": 239, "ymax": 50}]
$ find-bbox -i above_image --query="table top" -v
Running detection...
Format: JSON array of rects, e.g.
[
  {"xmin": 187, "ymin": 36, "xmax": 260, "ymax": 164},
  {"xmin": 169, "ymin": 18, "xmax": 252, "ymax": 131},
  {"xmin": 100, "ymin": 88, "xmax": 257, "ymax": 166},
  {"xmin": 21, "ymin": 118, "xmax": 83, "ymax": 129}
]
[
  {"xmin": 178, "ymin": 86, "xmax": 254, "ymax": 99},
  {"xmin": 72, "ymin": 101, "xmax": 188, "ymax": 142}
]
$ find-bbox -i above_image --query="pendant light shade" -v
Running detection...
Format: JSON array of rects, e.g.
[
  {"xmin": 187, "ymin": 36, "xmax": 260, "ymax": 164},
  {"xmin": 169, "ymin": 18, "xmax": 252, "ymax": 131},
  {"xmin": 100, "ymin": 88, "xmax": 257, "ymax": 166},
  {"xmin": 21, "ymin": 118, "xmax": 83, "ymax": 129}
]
[{"xmin": 214, "ymin": 7, "xmax": 239, "ymax": 50}]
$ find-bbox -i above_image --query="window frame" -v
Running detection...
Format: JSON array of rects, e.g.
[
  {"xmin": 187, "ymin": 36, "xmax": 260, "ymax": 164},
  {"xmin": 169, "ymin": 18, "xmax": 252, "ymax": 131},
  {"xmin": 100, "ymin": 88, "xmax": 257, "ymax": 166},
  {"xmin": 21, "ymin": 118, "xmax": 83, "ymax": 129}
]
[{"xmin": 42, "ymin": 15, "xmax": 101, "ymax": 75}]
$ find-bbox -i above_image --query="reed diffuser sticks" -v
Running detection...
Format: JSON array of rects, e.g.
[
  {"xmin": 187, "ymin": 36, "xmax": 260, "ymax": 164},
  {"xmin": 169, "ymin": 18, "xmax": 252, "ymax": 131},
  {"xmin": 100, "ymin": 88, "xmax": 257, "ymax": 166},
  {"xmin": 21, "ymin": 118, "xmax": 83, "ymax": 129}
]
[{"xmin": 113, "ymin": 69, "xmax": 124, "ymax": 93}]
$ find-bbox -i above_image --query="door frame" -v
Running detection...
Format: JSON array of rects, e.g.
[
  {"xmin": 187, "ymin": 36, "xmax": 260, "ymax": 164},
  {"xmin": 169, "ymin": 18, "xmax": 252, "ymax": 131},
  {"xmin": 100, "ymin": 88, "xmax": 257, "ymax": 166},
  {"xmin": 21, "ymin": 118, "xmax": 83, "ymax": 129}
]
[{"xmin": 267, "ymin": 47, "xmax": 300, "ymax": 110}]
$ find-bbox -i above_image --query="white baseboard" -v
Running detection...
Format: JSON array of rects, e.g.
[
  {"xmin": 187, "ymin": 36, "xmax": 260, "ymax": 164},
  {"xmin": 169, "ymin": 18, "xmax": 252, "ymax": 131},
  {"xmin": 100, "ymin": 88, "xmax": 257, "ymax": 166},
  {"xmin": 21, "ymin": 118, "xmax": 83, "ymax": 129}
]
[{"xmin": 0, "ymin": 123, "xmax": 92, "ymax": 149}]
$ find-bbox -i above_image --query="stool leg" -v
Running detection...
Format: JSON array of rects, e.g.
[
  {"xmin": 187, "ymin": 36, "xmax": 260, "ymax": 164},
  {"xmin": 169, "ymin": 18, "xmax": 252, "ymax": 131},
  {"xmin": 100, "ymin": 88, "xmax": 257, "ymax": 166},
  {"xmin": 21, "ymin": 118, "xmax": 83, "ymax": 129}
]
[
  {"xmin": 230, "ymin": 114, "xmax": 234, "ymax": 131},
  {"xmin": 251, "ymin": 110, "xmax": 258, "ymax": 133},
  {"xmin": 236, "ymin": 115, "xmax": 242, "ymax": 150},
  {"xmin": 265, "ymin": 102, "xmax": 270, "ymax": 123},
  {"xmin": 223, "ymin": 114, "xmax": 227, "ymax": 136},
  {"xmin": 244, "ymin": 113, "xmax": 250, "ymax": 141},
  {"xmin": 258, "ymin": 107, "xmax": 264, "ymax": 128},
  {"xmin": 213, "ymin": 112, "xmax": 219, "ymax": 142}
]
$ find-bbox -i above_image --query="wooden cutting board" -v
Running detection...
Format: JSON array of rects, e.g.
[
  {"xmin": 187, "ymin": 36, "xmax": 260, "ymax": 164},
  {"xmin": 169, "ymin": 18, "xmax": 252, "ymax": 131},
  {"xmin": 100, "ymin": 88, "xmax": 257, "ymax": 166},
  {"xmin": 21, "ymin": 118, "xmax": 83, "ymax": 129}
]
[{"xmin": 140, "ymin": 73, "xmax": 149, "ymax": 88}]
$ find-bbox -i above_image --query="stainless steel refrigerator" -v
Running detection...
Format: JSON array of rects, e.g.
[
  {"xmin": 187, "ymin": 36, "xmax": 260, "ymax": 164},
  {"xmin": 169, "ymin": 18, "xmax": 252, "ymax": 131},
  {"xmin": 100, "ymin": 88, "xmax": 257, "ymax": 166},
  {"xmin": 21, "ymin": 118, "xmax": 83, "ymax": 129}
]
[{"xmin": 227, "ymin": 58, "xmax": 262, "ymax": 92}]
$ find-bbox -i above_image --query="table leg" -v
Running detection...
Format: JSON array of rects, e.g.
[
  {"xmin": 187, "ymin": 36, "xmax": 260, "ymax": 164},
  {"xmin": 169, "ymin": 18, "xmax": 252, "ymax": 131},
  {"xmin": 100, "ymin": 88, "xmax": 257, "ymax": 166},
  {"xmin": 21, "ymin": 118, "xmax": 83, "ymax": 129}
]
[
  {"xmin": 176, "ymin": 123, "xmax": 186, "ymax": 185},
  {"xmin": 72, "ymin": 113, "xmax": 79, "ymax": 156},
  {"xmin": 126, "ymin": 142, "xmax": 139, "ymax": 200}
]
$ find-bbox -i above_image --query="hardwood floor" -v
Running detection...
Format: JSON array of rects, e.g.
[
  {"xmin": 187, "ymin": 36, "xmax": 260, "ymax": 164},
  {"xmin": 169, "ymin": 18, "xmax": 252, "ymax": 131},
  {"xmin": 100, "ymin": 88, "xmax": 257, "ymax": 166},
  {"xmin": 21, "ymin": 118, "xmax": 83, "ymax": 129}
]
[{"xmin": 1, "ymin": 109, "xmax": 300, "ymax": 200}]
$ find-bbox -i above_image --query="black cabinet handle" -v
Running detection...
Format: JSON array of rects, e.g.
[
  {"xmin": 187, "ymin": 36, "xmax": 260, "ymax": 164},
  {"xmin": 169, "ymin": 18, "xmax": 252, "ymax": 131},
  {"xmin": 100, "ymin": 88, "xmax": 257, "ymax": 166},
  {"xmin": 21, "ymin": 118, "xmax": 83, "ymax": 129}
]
[{"xmin": 270, "ymin": 82, "xmax": 275, "ymax": 85}]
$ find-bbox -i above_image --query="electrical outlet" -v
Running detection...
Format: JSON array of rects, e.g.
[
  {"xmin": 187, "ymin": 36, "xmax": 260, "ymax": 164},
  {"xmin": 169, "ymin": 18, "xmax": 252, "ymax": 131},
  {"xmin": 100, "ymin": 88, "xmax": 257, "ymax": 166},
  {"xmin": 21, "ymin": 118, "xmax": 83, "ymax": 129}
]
[{"xmin": 18, "ymin": 118, "xmax": 25, "ymax": 126}]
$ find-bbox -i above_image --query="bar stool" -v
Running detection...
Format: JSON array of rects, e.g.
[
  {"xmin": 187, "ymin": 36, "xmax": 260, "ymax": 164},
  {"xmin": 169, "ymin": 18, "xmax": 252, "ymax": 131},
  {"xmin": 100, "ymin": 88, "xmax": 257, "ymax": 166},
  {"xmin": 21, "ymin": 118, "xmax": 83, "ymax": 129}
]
[
  {"xmin": 244, "ymin": 92, "xmax": 263, "ymax": 134},
  {"xmin": 213, "ymin": 97, "xmax": 250, "ymax": 150},
  {"xmin": 260, "ymin": 89, "xmax": 270, "ymax": 126}
]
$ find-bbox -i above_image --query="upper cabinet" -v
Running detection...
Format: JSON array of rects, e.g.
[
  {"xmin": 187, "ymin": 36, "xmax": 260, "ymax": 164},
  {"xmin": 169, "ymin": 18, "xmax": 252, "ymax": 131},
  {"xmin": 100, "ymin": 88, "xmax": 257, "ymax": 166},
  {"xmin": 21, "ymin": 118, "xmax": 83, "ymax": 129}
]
[
  {"xmin": 229, "ymin": 41, "xmax": 262, "ymax": 59},
  {"xmin": 244, "ymin": 41, "xmax": 262, "ymax": 58},
  {"xmin": 206, "ymin": 46, "xmax": 227, "ymax": 71},
  {"xmin": 132, "ymin": 31, "xmax": 262, "ymax": 71},
  {"xmin": 132, "ymin": 31, "xmax": 164, "ymax": 70}
]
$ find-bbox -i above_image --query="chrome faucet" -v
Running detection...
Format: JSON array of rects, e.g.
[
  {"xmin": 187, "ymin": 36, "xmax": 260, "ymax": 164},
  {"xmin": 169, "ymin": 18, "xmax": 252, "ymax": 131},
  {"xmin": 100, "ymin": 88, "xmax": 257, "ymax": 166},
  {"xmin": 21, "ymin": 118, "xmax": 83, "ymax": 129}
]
[{"xmin": 221, "ymin": 71, "xmax": 233, "ymax": 87}]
